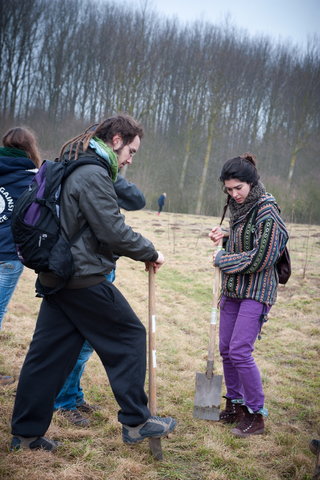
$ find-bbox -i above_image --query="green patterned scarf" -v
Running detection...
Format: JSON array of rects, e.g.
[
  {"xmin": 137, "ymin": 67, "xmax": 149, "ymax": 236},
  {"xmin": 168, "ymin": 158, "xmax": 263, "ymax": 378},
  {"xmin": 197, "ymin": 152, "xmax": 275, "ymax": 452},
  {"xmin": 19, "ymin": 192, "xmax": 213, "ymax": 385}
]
[{"xmin": 89, "ymin": 137, "xmax": 118, "ymax": 182}]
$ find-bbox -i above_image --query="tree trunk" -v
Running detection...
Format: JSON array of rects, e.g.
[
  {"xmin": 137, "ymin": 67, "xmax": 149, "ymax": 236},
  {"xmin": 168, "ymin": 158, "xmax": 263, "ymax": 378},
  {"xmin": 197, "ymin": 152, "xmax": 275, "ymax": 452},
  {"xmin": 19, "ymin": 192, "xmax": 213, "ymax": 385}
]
[
  {"xmin": 179, "ymin": 130, "xmax": 192, "ymax": 191},
  {"xmin": 196, "ymin": 113, "xmax": 215, "ymax": 215}
]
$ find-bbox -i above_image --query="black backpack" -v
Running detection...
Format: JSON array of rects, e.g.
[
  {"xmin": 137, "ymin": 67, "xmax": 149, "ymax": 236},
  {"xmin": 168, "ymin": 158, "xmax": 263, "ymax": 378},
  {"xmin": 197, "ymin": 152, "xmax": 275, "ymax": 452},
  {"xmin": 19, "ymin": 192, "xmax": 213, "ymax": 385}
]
[
  {"xmin": 276, "ymin": 246, "xmax": 291, "ymax": 284},
  {"xmin": 11, "ymin": 158, "xmax": 105, "ymax": 291},
  {"xmin": 248, "ymin": 204, "xmax": 291, "ymax": 285}
]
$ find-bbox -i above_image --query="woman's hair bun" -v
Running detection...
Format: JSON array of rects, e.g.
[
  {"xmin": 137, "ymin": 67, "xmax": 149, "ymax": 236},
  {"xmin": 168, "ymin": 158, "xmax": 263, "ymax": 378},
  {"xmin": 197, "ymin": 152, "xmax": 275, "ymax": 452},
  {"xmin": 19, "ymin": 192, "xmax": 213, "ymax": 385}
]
[{"xmin": 240, "ymin": 152, "xmax": 256, "ymax": 167}]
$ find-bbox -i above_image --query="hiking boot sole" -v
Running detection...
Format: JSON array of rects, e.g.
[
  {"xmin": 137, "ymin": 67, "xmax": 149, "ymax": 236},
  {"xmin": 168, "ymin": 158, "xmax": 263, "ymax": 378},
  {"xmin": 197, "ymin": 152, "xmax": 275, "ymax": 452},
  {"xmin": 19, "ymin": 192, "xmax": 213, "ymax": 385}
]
[
  {"xmin": 124, "ymin": 432, "xmax": 172, "ymax": 445},
  {"xmin": 231, "ymin": 427, "xmax": 265, "ymax": 438},
  {"xmin": 123, "ymin": 418, "xmax": 176, "ymax": 444}
]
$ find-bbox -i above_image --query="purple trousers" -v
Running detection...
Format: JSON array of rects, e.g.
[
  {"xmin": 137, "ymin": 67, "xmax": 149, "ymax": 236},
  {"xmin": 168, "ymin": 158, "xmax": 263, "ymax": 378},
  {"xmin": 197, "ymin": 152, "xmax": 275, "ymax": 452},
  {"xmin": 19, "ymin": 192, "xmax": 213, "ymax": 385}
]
[{"xmin": 219, "ymin": 295, "xmax": 270, "ymax": 412}]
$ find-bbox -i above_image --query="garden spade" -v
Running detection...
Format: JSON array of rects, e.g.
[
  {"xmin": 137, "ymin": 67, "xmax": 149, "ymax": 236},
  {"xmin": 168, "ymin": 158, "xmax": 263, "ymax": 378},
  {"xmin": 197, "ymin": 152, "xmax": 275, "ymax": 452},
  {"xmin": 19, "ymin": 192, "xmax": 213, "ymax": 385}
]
[
  {"xmin": 193, "ymin": 243, "xmax": 223, "ymax": 421},
  {"xmin": 148, "ymin": 268, "xmax": 163, "ymax": 460}
]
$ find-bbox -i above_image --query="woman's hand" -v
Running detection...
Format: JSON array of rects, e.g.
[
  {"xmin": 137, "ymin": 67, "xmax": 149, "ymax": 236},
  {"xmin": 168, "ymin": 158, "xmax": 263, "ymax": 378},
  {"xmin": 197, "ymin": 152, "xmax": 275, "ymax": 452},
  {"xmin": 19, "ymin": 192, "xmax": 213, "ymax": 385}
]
[{"xmin": 209, "ymin": 226, "xmax": 224, "ymax": 246}]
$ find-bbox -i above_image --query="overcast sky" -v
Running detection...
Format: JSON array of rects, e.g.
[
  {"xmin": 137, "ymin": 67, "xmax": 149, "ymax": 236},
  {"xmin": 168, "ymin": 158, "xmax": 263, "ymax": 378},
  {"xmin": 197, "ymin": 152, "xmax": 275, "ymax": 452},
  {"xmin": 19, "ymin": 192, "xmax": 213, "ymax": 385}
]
[{"xmin": 123, "ymin": 0, "xmax": 319, "ymax": 50}]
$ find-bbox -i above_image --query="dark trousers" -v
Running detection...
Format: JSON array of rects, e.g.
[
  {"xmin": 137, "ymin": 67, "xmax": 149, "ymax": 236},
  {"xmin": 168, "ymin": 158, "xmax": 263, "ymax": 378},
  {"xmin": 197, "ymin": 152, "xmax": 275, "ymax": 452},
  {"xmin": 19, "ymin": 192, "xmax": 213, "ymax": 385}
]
[{"xmin": 11, "ymin": 281, "xmax": 150, "ymax": 437}]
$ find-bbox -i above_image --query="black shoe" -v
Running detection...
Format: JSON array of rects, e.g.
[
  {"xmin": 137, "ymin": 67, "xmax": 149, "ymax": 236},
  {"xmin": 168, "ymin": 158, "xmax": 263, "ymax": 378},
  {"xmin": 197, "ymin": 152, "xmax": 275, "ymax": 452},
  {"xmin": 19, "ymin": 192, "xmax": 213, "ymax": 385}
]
[{"xmin": 11, "ymin": 435, "xmax": 59, "ymax": 451}]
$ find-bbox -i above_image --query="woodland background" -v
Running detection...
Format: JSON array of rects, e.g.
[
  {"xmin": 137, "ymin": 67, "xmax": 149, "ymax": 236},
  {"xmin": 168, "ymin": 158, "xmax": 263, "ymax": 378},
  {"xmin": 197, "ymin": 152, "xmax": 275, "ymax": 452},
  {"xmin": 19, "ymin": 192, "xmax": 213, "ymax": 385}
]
[{"xmin": 1, "ymin": 0, "xmax": 320, "ymax": 222}]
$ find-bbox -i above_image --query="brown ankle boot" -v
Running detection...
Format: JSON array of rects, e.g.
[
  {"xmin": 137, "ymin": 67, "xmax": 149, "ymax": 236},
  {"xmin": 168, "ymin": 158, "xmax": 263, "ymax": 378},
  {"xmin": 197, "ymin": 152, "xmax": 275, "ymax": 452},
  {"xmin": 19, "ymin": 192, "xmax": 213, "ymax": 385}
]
[
  {"xmin": 231, "ymin": 407, "xmax": 265, "ymax": 437},
  {"xmin": 219, "ymin": 397, "xmax": 244, "ymax": 424}
]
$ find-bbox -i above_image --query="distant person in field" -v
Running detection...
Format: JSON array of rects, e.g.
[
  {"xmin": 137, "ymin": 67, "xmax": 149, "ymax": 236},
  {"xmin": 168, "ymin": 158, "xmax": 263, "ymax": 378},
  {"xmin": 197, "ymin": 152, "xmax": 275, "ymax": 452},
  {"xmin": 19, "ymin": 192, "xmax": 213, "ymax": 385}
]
[
  {"xmin": 0, "ymin": 127, "xmax": 40, "ymax": 386},
  {"xmin": 10, "ymin": 114, "xmax": 176, "ymax": 452},
  {"xmin": 157, "ymin": 192, "xmax": 167, "ymax": 215},
  {"xmin": 54, "ymin": 173, "xmax": 147, "ymax": 427},
  {"xmin": 209, "ymin": 153, "xmax": 289, "ymax": 437}
]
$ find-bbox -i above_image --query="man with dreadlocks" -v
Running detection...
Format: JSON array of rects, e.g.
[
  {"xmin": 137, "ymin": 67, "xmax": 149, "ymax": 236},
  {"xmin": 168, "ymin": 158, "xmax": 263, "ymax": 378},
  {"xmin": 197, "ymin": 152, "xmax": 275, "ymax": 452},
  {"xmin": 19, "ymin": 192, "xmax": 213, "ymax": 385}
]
[
  {"xmin": 10, "ymin": 114, "xmax": 176, "ymax": 451},
  {"xmin": 53, "ymin": 174, "xmax": 147, "ymax": 428}
]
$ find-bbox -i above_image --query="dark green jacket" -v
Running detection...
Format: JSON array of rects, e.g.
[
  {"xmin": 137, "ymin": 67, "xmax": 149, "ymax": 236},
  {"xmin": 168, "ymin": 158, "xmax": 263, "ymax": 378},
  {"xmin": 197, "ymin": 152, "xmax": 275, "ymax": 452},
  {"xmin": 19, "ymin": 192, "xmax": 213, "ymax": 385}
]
[{"xmin": 40, "ymin": 149, "xmax": 157, "ymax": 288}]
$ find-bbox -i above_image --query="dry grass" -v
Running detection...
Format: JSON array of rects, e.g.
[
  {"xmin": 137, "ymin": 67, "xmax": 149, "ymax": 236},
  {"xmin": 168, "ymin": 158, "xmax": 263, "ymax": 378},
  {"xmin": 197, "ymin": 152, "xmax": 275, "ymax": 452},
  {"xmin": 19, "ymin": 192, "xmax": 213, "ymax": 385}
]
[{"xmin": 0, "ymin": 209, "xmax": 319, "ymax": 480}]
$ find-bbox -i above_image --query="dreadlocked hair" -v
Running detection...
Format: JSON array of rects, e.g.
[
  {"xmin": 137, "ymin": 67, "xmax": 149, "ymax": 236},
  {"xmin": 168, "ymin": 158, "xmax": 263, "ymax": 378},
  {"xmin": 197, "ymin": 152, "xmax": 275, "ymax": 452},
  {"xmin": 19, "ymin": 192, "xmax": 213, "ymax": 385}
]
[
  {"xmin": 94, "ymin": 114, "xmax": 143, "ymax": 144},
  {"xmin": 58, "ymin": 123, "xmax": 99, "ymax": 161},
  {"xmin": 58, "ymin": 114, "xmax": 144, "ymax": 162}
]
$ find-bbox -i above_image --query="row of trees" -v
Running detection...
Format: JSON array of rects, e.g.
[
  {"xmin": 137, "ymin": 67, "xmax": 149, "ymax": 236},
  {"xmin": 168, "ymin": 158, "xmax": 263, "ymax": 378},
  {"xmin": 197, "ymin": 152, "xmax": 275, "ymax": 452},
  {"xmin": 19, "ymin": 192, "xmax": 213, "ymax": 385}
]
[{"xmin": 1, "ymin": 0, "xmax": 320, "ymax": 223}]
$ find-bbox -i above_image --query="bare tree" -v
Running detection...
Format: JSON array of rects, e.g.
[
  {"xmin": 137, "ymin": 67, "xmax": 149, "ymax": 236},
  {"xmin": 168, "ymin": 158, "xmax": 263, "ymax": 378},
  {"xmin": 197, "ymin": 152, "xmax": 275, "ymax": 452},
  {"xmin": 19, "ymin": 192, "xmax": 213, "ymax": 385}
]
[{"xmin": 1, "ymin": 0, "xmax": 319, "ymax": 222}]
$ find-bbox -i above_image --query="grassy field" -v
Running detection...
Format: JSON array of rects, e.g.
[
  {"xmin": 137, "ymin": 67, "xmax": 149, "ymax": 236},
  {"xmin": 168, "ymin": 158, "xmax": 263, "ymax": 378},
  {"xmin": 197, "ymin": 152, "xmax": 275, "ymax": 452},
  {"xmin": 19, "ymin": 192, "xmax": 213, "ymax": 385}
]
[{"xmin": 0, "ymin": 209, "xmax": 319, "ymax": 480}]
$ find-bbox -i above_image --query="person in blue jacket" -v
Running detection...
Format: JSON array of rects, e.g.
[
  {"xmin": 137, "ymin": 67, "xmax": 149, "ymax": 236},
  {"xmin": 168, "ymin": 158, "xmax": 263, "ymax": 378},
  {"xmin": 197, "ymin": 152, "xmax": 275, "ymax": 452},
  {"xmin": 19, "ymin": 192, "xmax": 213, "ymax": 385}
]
[
  {"xmin": 0, "ymin": 127, "xmax": 40, "ymax": 385},
  {"xmin": 157, "ymin": 192, "xmax": 167, "ymax": 215},
  {"xmin": 54, "ymin": 174, "xmax": 147, "ymax": 426}
]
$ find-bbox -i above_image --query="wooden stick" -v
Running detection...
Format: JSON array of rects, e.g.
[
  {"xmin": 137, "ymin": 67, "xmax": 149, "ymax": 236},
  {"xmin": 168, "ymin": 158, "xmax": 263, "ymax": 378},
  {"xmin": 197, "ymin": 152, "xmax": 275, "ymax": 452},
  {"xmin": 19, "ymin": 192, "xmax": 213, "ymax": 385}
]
[
  {"xmin": 148, "ymin": 268, "xmax": 163, "ymax": 460},
  {"xmin": 206, "ymin": 241, "xmax": 222, "ymax": 378}
]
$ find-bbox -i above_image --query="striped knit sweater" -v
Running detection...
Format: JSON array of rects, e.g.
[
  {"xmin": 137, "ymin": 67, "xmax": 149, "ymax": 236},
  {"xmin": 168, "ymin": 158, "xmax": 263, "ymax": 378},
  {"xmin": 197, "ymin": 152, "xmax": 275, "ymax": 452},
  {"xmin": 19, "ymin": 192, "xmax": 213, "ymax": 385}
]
[{"xmin": 216, "ymin": 193, "xmax": 289, "ymax": 305}]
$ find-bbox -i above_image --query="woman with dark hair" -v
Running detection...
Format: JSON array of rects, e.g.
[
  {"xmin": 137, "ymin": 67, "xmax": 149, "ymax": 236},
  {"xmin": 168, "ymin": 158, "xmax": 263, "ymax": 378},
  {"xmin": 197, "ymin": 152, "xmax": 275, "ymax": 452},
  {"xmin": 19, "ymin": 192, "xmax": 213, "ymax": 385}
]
[
  {"xmin": 0, "ymin": 127, "xmax": 40, "ymax": 385},
  {"xmin": 209, "ymin": 153, "xmax": 289, "ymax": 437}
]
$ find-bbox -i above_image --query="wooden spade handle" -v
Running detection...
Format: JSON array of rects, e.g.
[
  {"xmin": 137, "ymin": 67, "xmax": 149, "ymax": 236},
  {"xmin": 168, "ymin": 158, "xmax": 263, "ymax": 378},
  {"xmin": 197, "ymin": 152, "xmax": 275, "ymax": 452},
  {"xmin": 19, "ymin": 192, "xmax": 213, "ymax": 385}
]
[
  {"xmin": 148, "ymin": 268, "xmax": 157, "ymax": 414},
  {"xmin": 148, "ymin": 268, "xmax": 163, "ymax": 461},
  {"xmin": 206, "ymin": 241, "xmax": 223, "ymax": 378}
]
